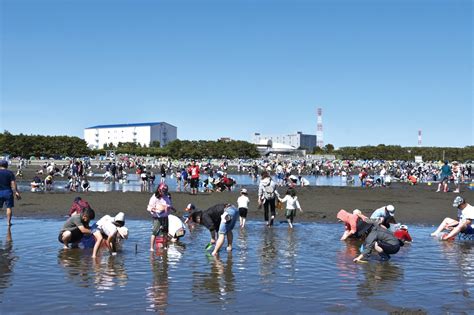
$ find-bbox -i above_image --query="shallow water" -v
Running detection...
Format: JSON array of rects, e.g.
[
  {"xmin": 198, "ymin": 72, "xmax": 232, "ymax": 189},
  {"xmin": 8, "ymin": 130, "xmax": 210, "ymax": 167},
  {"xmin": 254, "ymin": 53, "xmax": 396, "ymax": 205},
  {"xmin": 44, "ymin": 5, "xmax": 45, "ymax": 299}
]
[
  {"xmin": 19, "ymin": 174, "xmax": 362, "ymax": 193},
  {"xmin": 0, "ymin": 219, "xmax": 473, "ymax": 313}
]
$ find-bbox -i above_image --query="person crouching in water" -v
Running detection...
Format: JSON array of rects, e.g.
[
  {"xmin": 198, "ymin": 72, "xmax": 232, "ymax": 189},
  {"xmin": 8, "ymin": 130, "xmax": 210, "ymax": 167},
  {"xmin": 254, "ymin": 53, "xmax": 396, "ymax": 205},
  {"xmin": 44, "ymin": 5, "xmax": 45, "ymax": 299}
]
[
  {"xmin": 353, "ymin": 225, "xmax": 404, "ymax": 262},
  {"xmin": 58, "ymin": 207, "xmax": 95, "ymax": 249},
  {"xmin": 92, "ymin": 212, "xmax": 128, "ymax": 258},
  {"xmin": 278, "ymin": 188, "xmax": 303, "ymax": 229},
  {"xmin": 189, "ymin": 204, "xmax": 238, "ymax": 256},
  {"xmin": 394, "ymin": 224, "xmax": 412, "ymax": 243},
  {"xmin": 337, "ymin": 209, "xmax": 372, "ymax": 240},
  {"xmin": 147, "ymin": 184, "xmax": 174, "ymax": 252}
]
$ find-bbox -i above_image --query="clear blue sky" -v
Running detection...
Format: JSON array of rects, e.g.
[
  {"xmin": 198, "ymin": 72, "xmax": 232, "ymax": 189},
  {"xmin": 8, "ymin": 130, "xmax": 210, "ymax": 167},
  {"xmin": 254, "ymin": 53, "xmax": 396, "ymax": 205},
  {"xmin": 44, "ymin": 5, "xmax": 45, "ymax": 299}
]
[{"xmin": 1, "ymin": 0, "xmax": 472, "ymax": 147}]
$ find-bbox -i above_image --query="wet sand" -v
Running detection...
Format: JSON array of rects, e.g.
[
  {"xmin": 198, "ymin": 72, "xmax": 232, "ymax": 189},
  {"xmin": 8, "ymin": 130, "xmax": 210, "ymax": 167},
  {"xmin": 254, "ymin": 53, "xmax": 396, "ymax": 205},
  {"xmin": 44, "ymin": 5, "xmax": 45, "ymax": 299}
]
[{"xmin": 10, "ymin": 182, "xmax": 474, "ymax": 225}]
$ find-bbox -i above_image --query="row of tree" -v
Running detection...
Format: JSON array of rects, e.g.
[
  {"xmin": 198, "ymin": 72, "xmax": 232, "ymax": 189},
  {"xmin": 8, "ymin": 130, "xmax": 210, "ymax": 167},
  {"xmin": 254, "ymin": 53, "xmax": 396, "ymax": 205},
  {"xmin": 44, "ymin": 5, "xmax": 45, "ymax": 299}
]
[
  {"xmin": 324, "ymin": 144, "xmax": 474, "ymax": 161},
  {"xmin": 1, "ymin": 132, "xmax": 472, "ymax": 161},
  {"xmin": 0, "ymin": 132, "xmax": 260, "ymax": 159},
  {"xmin": 0, "ymin": 132, "xmax": 90, "ymax": 158}
]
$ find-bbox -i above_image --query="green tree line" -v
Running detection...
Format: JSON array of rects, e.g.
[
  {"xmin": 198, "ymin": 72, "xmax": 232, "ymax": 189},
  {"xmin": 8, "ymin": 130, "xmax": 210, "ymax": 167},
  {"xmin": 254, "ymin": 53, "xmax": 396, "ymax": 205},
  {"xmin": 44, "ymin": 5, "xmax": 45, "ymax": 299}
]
[
  {"xmin": 1, "ymin": 132, "xmax": 471, "ymax": 161},
  {"xmin": 0, "ymin": 132, "xmax": 260, "ymax": 159},
  {"xmin": 316, "ymin": 144, "xmax": 474, "ymax": 161}
]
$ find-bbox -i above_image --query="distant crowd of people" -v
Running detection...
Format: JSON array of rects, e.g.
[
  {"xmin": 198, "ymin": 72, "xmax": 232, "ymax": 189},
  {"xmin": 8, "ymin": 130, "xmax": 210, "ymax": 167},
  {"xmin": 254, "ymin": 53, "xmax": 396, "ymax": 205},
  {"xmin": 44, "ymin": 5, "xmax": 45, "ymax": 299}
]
[{"xmin": 1, "ymin": 155, "xmax": 473, "ymax": 265}]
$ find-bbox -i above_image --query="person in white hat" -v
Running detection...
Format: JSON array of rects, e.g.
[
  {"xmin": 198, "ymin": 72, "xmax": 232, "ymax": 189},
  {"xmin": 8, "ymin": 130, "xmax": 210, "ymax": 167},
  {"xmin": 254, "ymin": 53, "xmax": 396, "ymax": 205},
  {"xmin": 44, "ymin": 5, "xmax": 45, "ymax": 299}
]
[
  {"xmin": 430, "ymin": 196, "xmax": 474, "ymax": 240},
  {"xmin": 237, "ymin": 188, "xmax": 250, "ymax": 229},
  {"xmin": 92, "ymin": 212, "xmax": 128, "ymax": 258},
  {"xmin": 370, "ymin": 205, "xmax": 396, "ymax": 229}
]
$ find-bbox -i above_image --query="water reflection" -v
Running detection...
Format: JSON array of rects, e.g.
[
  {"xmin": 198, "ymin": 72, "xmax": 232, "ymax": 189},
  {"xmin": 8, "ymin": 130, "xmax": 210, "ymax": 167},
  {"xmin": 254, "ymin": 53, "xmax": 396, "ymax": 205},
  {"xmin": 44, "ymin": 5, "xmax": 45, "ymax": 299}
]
[
  {"xmin": 192, "ymin": 255, "xmax": 235, "ymax": 307},
  {"xmin": 259, "ymin": 228, "xmax": 278, "ymax": 285},
  {"xmin": 4, "ymin": 220, "xmax": 474, "ymax": 313},
  {"xmin": 0, "ymin": 227, "xmax": 15, "ymax": 297},
  {"xmin": 147, "ymin": 250, "xmax": 169, "ymax": 313},
  {"xmin": 440, "ymin": 241, "xmax": 474, "ymax": 287},
  {"xmin": 237, "ymin": 228, "xmax": 248, "ymax": 267},
  {"xmin": 19, "ymin": 174, "xmax": 361, "ymax": 193},
  {"xmin": 280, "ymin": 229, "xmax": 297, "ymax": 281},
  {"xmin": 357, "ymin": 263, "xmax": 404, "ymax": 298},
  {"xmin": 57, "ymin": 249, "xmax": 94, "ymax": 288},
  {"xmin": 92, "ymin": 255, "xmax": 128, "ymax": 292}
]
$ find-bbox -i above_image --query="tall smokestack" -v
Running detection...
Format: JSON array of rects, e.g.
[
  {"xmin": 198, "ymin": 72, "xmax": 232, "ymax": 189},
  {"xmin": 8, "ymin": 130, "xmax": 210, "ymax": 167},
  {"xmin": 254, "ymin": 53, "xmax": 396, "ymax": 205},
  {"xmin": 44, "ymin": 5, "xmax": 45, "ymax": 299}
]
[
  {"xmin": 317, "ymin": 108, "xmax": 324, "ymax": 148},
  {"xmin": 418, "ymin": 130, "xmax": 422, "ymax": 147}
]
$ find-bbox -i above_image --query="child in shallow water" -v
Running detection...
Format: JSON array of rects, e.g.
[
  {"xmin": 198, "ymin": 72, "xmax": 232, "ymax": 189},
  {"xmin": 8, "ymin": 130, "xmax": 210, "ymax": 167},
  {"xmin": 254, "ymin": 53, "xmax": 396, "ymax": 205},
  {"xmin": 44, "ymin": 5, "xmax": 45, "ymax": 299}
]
[{"xmin": 278, "ymin": 189, "xmax": 303, "ymax": 228}]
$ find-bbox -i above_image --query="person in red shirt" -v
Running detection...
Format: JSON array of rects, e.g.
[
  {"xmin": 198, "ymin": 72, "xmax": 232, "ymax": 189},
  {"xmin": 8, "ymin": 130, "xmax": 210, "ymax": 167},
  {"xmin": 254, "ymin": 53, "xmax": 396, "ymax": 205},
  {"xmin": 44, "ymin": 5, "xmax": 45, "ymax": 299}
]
[
  {"xmin": 188, "ymin": 160, "xmax": 200, "ymax": 195},
  {"xmin": 394, "ymin": 225, "xmax": 412, "ymax": 243},
  {"xmin": 359, "ymin": 169, "xmax": 368, "ymax": 187}
]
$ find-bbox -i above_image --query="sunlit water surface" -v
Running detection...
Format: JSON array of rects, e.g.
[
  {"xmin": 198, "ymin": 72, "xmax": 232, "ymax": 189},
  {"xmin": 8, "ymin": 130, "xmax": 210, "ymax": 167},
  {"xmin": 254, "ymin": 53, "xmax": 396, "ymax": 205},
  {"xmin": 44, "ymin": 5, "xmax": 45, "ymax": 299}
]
[
  {"xmin": 0, "ymin": 219, "xmax": 473, "ymax": 314},
  {"xmin": 20, "ymin": 174, "xmax": 361, "ymax": 193}
]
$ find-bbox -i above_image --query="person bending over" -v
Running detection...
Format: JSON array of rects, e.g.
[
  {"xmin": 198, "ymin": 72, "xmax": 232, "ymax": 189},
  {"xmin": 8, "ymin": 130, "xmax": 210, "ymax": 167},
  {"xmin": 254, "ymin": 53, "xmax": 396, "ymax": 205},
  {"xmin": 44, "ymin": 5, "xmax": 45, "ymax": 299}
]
[
  {"xmin": 189, "ymin": 203, "xmax": 238, "ymax": 256},
  {"xmin": 354, "ymin": 225, "xmax": 404, "ymax": 262}
]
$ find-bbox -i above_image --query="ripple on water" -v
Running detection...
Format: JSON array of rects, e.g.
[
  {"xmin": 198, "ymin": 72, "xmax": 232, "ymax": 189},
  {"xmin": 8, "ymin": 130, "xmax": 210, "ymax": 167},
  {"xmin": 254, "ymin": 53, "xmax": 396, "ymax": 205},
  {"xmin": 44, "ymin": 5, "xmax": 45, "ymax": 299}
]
[{"xmin": 0, "ymin": 219, "xmax": 473, "ymax": 313}]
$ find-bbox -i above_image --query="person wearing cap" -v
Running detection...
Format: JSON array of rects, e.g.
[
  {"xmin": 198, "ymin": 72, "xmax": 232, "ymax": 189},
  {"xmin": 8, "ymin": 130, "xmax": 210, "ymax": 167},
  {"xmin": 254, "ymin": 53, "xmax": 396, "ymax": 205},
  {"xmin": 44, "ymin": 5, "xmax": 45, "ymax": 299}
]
[
  {"xmin": 237, "ymin": 188, "xmax": 250, "ymax": 229},
  {"xmin": 92, "ymin": 212, "xmax": 128, "ymax": 258},
  {"xmin": 370, "ymin": 205, "xmax": 396, "ymax": 229},
  {"xmin": 394, "ymin": 225, "xmax": 413, "ymax": 243},
  {"xmin": 147, "ymin": 183, "xmax": 175, "ymax": 251},
  {"xmin": 0, "ymin": 159, "xmax": 21, "ymax": 226},
  {"xmin": 430, "ymin": 196, "xmax": 474, "ymax": 240},
  {"xmin": 354, "ymin": 224, "xmax": 404, "ymax": 262},
  {"xmin": 188, "ymin": 203, "xmax": 238, "ymax": 256},
  {"xmin": 183, "ymin": 203, "xmax": 196, "ymax": 224}
]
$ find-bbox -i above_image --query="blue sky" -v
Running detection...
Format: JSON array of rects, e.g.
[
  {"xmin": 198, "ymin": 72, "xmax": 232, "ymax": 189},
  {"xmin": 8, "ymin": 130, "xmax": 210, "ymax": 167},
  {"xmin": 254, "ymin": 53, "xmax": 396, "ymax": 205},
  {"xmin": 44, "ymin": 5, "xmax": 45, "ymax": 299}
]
[{"xmin": 1, "ymin": 0, "xmax": 472, "ymax": 147}]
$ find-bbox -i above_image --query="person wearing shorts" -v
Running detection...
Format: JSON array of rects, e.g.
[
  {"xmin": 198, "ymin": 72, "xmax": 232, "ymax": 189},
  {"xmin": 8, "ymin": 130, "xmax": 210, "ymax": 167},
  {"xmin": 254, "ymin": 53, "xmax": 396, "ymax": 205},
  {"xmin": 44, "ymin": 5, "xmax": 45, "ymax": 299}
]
[
  {"xmin": 431, "ymin": 196, "xmax": 474, "ymax": 240},
  {"xmin": 189, "ymin": 203, "xmax": 238, "ymax": 256},
  {"xmin": 437, "ymin": 161, "xmax": 452, "ymax": 193},
  {"xmin": 147, "ymin": 183, "xmax": 174, "ymax": 251},
  {"xmin": 237, "ymin": 188, "xmax": 250, "ymax": 228},
  {"xmin": 92, "ymin": 212, "xmax": 128, "ymax": 258},
  {"xmin": 58, "ymin": 208, "xmax": 95, "ymax": 249},
  {"xmin": 0, "ymin": 160, "xmax": 21, "ymax": 226},
  {"xmin": 353, "ymin": 225, "xmax": 403, "ymax": 262},
  {"xmin": 188, "ymin": 160, "xmax": 200, "ymax": 195}
]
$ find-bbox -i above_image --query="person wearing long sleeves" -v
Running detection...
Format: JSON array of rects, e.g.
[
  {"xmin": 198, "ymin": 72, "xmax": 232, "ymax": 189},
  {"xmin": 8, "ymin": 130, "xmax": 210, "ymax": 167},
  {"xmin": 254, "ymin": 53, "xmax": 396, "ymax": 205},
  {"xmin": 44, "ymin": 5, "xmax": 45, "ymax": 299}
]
[{"xmin": 354, "ymin": 225, "xmax": 403, "ymax": 262}]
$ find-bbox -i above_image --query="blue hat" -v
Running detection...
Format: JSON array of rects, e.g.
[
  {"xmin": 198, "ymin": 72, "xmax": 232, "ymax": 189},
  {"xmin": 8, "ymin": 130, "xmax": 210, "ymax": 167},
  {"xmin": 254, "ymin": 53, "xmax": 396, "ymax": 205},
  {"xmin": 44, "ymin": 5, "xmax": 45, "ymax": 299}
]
[{"xmin": 0, "ymin": 160, "xmax": 8, "ymax": 167}]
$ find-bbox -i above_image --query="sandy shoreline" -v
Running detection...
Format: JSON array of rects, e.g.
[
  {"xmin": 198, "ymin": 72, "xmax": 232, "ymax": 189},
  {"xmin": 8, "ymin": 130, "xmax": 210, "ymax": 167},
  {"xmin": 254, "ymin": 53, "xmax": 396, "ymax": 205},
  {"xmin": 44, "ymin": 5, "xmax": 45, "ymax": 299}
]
[{"xmin": 8, "ymin": 183, "xmax": 474, "ymax": 225}]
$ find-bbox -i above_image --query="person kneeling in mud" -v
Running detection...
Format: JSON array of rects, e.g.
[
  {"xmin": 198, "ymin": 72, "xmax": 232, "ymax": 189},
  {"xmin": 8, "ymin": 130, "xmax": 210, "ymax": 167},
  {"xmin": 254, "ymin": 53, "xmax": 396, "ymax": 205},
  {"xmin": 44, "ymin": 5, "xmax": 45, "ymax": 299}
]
[
  {"xmin": 353, "ymin": 225, "xmax": 404, "ymax": 262},
  {"xmin": 188, "ymin": 203, "xmax": 238, "ymax": 256},
  {"xmin": 58, "ymin": 207, "xmax": 95, "ymax": 249},
  {"xmin": 92, "ymin": 212, "xmax": 128, "ymax": 258}
]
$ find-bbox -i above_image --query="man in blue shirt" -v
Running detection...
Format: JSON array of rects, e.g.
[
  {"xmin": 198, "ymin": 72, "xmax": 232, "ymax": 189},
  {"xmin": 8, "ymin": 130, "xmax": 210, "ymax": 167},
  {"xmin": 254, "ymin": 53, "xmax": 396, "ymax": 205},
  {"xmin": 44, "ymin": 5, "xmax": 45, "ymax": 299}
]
[
  {"xmin": 370, "ymin": 205, "xmax": 396, "ymax": 229},
  {"xmin": 0, "ymin": 160, "xmax": 21, "ymax": 226}
]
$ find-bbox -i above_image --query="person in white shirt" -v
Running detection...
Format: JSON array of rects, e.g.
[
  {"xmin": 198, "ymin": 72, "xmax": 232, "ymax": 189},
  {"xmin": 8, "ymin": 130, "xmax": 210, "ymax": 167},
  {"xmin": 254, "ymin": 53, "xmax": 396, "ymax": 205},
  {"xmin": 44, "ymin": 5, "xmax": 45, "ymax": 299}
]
[
  {"xmin": 430, "ymin": 196, "xmax": 474, "ymax": 240},
  {"xmin": 92, "ymin": 212, "xmax": 128, "ymax": 258},
  {"xmin": 237, "ymin": 188, "xmax": 250, "ymax": 228},
  {"xmin": 278, "ymin": 188, "xmax": 303, "ymax": 229},
  {"xmin": 379, "ymin": 166, "xmax": 387, "ymax": 186}
]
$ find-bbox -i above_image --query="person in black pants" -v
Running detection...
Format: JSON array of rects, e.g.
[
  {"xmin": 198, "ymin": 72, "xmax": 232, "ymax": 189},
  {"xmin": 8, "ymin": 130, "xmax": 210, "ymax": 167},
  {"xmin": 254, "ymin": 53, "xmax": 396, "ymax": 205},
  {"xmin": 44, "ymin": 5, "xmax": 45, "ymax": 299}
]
[{"xmin": 258, "ymin": 171, "xmax": 280, "ymax": 226}]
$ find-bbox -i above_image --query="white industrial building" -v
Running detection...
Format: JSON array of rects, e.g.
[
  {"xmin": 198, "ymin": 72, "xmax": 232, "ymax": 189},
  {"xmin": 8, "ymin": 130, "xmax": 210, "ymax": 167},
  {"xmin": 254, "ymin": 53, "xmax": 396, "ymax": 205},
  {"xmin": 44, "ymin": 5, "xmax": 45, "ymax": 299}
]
[
  {"xmin": 84, "ymin": 122, "xmax": 177, "ymax": 149},
  {"xmin": 252, "ymin": 132, "xmax": 317, "ymax": 153}
]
